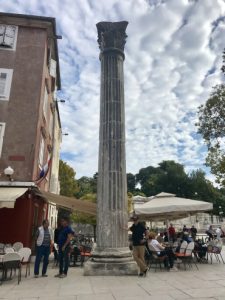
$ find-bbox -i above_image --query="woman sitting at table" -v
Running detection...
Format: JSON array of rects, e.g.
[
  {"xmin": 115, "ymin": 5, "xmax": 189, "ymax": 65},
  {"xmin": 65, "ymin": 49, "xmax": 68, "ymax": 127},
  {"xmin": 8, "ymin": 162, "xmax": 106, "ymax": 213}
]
[{"xmin": 148, "ymin": 232, "xmax": 178, "ymax": 271}]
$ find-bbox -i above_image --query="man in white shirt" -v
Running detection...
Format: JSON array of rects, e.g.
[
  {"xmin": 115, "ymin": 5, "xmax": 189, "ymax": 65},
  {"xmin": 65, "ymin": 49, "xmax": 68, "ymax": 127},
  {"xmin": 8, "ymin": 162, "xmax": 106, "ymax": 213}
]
[{"xmin": 148, "ymin": 232, "xmax": 177, "ymax": 271}]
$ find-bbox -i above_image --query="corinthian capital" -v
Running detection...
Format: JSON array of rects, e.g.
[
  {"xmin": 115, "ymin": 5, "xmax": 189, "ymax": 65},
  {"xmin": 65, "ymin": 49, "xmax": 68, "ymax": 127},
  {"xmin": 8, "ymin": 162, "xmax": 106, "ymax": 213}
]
[{"xmin": 96, "ymin": 21, "xmax": 128, "ymax": 52}]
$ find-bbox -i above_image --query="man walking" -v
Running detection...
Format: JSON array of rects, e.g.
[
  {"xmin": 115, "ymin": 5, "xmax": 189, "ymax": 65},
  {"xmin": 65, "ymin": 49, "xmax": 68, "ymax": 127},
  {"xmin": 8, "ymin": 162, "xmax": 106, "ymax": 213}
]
[
  {"xmin": 55, "ymin": 217, "xmax": 74, "ymax": 278},
  {"xmin": 130, "ymin": 215, "xmax": 148, "ymax": 277},
  {"xmin": 34, "ymin": 219, "xmax": 53, "ymax": 278}
]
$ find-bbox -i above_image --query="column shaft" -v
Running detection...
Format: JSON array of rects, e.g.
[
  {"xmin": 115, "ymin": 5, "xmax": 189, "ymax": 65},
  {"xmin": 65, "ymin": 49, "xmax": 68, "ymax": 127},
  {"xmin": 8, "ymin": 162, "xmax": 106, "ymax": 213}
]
[{"xmin": 97, "ymin": 52, "xmax": 127, "ymax": 249}]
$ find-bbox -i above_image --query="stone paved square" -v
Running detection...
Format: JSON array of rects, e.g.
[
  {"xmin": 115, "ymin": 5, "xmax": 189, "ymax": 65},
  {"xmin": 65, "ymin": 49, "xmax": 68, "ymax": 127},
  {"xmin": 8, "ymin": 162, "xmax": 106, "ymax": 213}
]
[{"xmin": 1, "ymin": 252, "xmax": 225, "ymax": 300}]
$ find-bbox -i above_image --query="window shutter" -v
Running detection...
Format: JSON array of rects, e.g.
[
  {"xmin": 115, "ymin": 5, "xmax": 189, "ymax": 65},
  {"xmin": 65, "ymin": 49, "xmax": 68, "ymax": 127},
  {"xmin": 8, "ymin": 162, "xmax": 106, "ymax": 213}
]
[
  {"xmin": 43, "ymin": 87, "xmax": 49, "ymax": 118},
  {"xmin": 0, "ymin": 123, "xmax": 5, "ymax": 157},
  {"xmin": 39, "ymin": 137, "xmax": 45, "ymax": 166},
  {"xmin": 50, "ymin": 59, "xmax": 56, "ymax": 78},
  {"xmin": 0, "ymin": 25, "xmax": 5, "ymax": 45},
  {"xmin": 0, "ymin": 72, "xmax": 7, "ymax": 96},
  {"xmin": 49, "ymin": 113, "xmax": 53, "ymax": 137},
  {"xmin": 0, "ymin": 69, "xmax": 13, "ymax": 100},
  {"xmin": 4, "ymin": 26, "xmax": 16, "ymax": 48}
]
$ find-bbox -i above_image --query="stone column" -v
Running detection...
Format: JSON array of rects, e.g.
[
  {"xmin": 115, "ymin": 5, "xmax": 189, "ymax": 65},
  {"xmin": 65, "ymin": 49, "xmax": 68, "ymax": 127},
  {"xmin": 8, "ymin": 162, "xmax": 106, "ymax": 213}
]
[{"xmin": 84, "ymin": 21, "xmax": 137, "ymax": 275}]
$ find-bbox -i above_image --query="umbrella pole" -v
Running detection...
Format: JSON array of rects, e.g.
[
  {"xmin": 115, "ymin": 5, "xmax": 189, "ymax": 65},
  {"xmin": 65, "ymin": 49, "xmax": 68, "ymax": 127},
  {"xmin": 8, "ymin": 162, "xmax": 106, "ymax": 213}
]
[{"xmin": 166, "ymin": 219, "xmax": 169, "ymax": 241}]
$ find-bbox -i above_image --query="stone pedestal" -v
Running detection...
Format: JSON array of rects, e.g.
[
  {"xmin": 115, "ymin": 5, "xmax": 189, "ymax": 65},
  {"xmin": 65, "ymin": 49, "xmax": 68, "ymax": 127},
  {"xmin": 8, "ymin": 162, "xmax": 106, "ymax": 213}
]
[{"xmin": 84, "ymin": 21, "xmax": 137, "ymax": 276}]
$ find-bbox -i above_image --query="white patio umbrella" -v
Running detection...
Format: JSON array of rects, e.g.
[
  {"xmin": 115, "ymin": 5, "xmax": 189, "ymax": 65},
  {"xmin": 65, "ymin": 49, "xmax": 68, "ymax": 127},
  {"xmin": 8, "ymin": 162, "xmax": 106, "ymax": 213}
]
[{"xmin": 134, "ymin": 192, "xmax": 213, "ymax": 221}]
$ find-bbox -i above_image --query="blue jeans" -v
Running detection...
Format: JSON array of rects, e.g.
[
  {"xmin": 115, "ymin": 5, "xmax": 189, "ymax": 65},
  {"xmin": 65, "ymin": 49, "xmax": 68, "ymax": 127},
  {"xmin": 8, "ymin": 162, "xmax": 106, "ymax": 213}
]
[
  {"xmin": 34, "ymin": 245, "xmax": 50, "ymax": 275},
  {"xmin": 59, "ymin": 246, "xmax": 70, "ymax": 275}
]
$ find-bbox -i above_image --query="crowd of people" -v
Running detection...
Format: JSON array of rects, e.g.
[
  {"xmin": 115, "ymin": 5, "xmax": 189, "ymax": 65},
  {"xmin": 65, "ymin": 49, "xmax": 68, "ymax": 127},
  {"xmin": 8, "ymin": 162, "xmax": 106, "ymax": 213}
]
[
  {"xmin": 128, "ymin": 215, "xmax": 224, "ymax": 276},
  {"xmin": 33, "ymin": 214, "xmax": 224, "ymax": 279}
]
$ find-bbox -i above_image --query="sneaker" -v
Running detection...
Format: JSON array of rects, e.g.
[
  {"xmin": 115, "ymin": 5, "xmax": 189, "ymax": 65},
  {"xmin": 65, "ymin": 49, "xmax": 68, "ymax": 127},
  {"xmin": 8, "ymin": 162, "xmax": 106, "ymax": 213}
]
[
  {"xmin": 54, "ymin": 274, "xmax": 61, "ymax": 278},
  {"xmin": 42, "ymin": 274, "xmax": 48, "ymax": 277},
  {"xmin": 170, "ymin": 266, "xmax": 178, "ymax": 272},
  {"xmin": 143, "ymin": 269, "xmax": 148, "ymax": 277},
  {"xmin": 34, "ymin": 275, "xmax": 39, "ymax": 278},
  {"xmin": 59, "ymin": 274, "xmax": 67, "ymax": 278}
]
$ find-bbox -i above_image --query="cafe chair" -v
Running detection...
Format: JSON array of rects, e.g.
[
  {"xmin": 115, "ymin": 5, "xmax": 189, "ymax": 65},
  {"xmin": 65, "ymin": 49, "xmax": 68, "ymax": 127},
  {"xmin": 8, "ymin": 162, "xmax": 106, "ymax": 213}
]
[
  {"xmin": 147, "ymin": 244, "xmax": 167, "ymax": 272},
  {"xmin": 18, "ymin": 247, "xmax": 31, "ymax": 277},
  {"xmin": 2, "ymin": 253, "xmax": 22, "ymax": 284},
  {"xmin": 176, "ymin": 242, "xmax": 198, "ymax": 270},
  {"xmin": 4, "ymin": 247, "xmax": 15, "ymax": 254},
  {"xmin": 13, "ymin": 242, "xmax": 23, "ymax": 252},
  {"xmin": 207, "ymin": 243, "xmax": 225, "ymax": 264},
  {"xmin": 80, "ymin": 245, "xmax": 92, "ymax": 266}
]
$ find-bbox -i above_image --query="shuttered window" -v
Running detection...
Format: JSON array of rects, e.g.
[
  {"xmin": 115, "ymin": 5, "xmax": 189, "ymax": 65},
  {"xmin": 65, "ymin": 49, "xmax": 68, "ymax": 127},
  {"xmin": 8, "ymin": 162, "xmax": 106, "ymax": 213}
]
[
  {"xmin": 0, "ymin": 72, "xmax": 7, "ymax": 95},
  {"xmin": 49, "ymin": 112, "xmax": 53, "ymax": 137},
  {"xmin": 43, "ymin": 87, "xmax": 49, "ymax": 119},
  {"xmin": 39, "ymin": 137, "xmax": 45, "ymax": 167},
  {"xmin": 0, "ymin": 25, "xmax": 17, "ymax": 50},
  {"xmin": 0, "ymin": 123, "xmax": 5, "ymax": 157},
  {"xmin": 50, "ymin": 59, "xmax": 56, "ymax": 78},
  {"xmin": 0, "ymin": 69, "xmax": 13, "ymax": 101}
]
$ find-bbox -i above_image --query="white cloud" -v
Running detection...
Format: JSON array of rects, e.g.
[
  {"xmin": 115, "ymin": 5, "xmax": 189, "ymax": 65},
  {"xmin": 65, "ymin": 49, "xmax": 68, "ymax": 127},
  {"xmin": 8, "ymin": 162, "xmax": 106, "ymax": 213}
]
[{"xmin": 1, "ymin": 0, "xmax": 225, "ymax": 182}]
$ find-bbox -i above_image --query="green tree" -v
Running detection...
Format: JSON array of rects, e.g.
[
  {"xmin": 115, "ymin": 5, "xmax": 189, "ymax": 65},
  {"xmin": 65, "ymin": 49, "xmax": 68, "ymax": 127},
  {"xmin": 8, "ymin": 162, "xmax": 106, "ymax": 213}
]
[
  {"xmin": 156, "ymin": 161, "xmax": 189, "ymax": 197},
  {"xmin": 59, "ymin": 160, "xmax": 79, "ymax": 197},
  {"xmin": 75, "ymin": 174, "xmax": 97, "ymax": 198},
  {"xmin": 127, "ymin": 173, "xmax": 136, "ymax": 193},
  {"xmin": 197, "ymin": 82, "xmax": 225, "ymax": 186},
  {"xmin": 135, "ymin": 161, "xmax": 190, "ymax": 197},
  {"xmin": 136, "ymin": 166, "xmax": 162, "ymax": 196}
]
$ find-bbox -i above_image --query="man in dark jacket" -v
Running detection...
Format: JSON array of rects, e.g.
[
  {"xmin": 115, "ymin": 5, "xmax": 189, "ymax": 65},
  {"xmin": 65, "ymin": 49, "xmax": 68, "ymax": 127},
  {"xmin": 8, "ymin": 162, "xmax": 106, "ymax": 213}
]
[
  {"xmin": 130, "ymin": 215, "xmax": 148, "ymax": 277},
  {"xmin": 55, "ymin": 217, "xmax": 74, "ymax": 278}
]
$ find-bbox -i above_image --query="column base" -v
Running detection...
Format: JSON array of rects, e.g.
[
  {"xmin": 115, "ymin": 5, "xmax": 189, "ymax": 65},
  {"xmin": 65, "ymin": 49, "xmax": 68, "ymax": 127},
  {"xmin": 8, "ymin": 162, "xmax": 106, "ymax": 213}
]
[{"xmin": 83, "ymin": 247, "xmax": 138, "ymax": 276}]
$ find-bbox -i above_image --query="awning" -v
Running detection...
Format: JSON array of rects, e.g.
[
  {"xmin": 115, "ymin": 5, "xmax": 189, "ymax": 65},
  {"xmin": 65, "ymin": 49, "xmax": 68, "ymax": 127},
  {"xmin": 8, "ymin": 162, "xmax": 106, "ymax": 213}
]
[
  {"xmin": 41, "ymin": 191, "xmax": 96, "ymax": 216},
  {"xmin": 0, "ymin": 187, "xmax": 28, "ymax": 208}
]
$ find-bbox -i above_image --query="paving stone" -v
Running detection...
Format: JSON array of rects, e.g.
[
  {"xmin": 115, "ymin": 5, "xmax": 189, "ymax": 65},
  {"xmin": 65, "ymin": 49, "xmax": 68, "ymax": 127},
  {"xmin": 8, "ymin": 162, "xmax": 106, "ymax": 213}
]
[{"xmin": 1, "ymin": 250, "xmax": 225, "ymax": 300}]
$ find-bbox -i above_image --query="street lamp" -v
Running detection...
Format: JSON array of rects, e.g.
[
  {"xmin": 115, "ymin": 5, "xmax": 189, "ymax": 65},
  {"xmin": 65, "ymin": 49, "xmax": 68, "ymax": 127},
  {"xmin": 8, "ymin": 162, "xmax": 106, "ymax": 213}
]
[{"xmin": 4, "ymin": 166, "xmax": 14, "ymax": 181}]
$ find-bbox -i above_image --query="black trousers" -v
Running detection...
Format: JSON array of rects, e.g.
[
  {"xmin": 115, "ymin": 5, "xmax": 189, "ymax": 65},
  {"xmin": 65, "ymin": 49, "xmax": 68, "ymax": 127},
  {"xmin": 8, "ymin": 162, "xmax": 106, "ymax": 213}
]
[{"xmin": 158, "ymin": 249, "xmax": 174, "ymax": 268}]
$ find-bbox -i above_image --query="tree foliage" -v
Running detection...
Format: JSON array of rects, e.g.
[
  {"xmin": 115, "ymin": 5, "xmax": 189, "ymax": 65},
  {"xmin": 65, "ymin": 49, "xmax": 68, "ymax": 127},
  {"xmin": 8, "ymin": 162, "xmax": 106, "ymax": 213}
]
[
  {"xmin": 59, "ymin": 160, "xmax": 79, "ymax": 197},
  {"xmin": 127, "ymin": 173, "xmax": 136, "ymax": 193},
  {"xmin": 128, "ymin": 160, "xmax": 225, "ymax": 215},
  {"xmin": 196, "ymin": 63, "xmax": 225, "ymax": 185},
  {"xmin": 59, "ymin": 158, "xmax": 225, "ymax": 219},
  {"xmin": 75, "ymin": 174, "xmax": 98, "ymax": 198},
  {"xmin": 135, "ymin": 161, "xmax": 188, "ymax": 197},
  {"xmin": 71, "ymin": 194, "xmax": 96, "ymax": 227}
]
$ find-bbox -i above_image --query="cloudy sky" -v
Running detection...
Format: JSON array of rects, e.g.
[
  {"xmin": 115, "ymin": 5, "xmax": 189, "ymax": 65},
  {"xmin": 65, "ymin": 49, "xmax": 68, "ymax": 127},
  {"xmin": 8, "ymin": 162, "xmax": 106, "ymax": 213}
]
[{"xmin": 1, "ymin": 0, "xmax": 225, "ymax": 180}]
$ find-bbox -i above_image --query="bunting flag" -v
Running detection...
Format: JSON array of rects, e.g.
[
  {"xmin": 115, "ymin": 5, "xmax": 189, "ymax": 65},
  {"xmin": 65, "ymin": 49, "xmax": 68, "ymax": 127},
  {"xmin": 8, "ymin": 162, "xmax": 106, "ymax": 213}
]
[{"xmin": 35, "ymin": 156, "xmax": 52, "ymax": 185}]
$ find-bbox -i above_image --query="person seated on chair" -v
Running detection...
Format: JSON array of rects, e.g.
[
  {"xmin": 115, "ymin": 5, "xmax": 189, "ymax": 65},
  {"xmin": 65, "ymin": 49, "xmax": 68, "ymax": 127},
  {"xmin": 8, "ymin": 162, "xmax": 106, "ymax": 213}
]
[
  {"xmin": 148, "ymin": 232, "xmax": 177, "ymax": 272},
  {"xmin": 182, "ymin": 232, "xmax": 193, "ymax": 244},
  {"xmin": 194, "ymin": 239, "xmax": 207, "ymax": 261}
]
